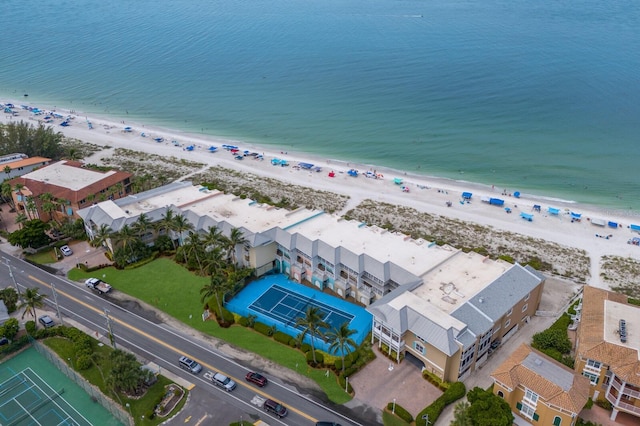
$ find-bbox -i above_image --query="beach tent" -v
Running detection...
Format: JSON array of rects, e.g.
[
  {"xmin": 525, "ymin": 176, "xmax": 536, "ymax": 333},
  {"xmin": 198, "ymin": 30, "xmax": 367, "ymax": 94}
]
[
  {"xmin": 393, "ymin": 178, "xmax": 403, "ymax": 185},
  {"xmin": 533, "ymin": 205, "xmax": 541, "ymax": 212},
  {"xmin": 631, "ymin": 224, "xmax": 640, "ymax": 233},
  {"xmin": 298, "ymin": 162, "xmax": 314, "ymax": 170},
  {"xmin": 513, "ymin": 191, "xmax": 521, "ymax": 198},
  {"xmin": 489, "ymin": 198, "xmax": 504, "ymax": 206},
  {"xmin": 608, "ymin": 221, "xmax": 618, "ymax": 229},
  {"xmin": 186, "ymin": 145, "xmax": 194, "ymax": 151},
  {"xmin": 570, "ymin": 212, "xmax": 582, "ymax": 221},
  {"xmin": 591, "ymin": 218, "xmax": 606, "ymax": 227},
  {"xmin": 124, "ymin": 126, "xmax": 132, "ymax": 132},
  {"xmin": 462, "ymin": 192, "xmax": 472, "ymax": 200},
  {"xmin": 520, "ymin": 212, "xmax": 533, "ymax": 221},
  {"xmin": 548, "ymin": 207, "xmax": 560, "ymax": 215},
  {"xmin": 348, "ymin": 169, "xmax": 359, "ymax": 177},
  {"xmin": 271, "ymin": 158, "xmax": 281, "ymax": 165},
  {"xmin": 208, "ymin": 146, "xmax": 217, "ymax": 152}
]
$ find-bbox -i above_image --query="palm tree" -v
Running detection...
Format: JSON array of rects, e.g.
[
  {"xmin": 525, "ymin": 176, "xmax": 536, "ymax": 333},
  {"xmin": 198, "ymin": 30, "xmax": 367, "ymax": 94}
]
[
  {"xmin": 1, "ymin": 181, "xmax": 16, "ymax": 210},
  {"xmin": 203, "ymin": 245, "xmax": 225, "ymax": 277},
  {"xmin": 295, "ymin": 306, "xmax": 329, "ymax": 364},
  {"xmin": 200, "ymin": 274, "xmax": 227, "ymax": 320},
  {"xmin": 451, "ymin": 401, "xmax": 472, "ymax": 426},
  {"xmin": 3, "ymin": 165, "xmax": 11, "ymax": 178},
  {"xmin": 113, "ymin": 224, "xmax": 139, "ymax": 256},
  {"xmin": 156, "ymin": 207, "xmax": 176, "ymax": 247},
  {"xmin": 18, "ymin": 287, "xmax": 47, "ymax": 322},
  {"xmin": 132, "ymin": 213, "xmax": 153, "ymax": 242},
  {"xmin": 224, "ymin": 227, "xmax": 248, "ymax": 265},
  {"xmin": 326, "ymin": 322, "xmax": 358, "ymax": 373},
  {"xmin": 172, "ymin": 214, "xmax": 193, "ymax": 247},
  {"xmin": 183, "ymin": 231, "xmax": 206, "ymax": 275},
  {"xmin": 203, "ymin": 226, "xmax": 224, "ymax": 252},
  {"xmin": 39, "ymin": 192, "xmax": 57, "ymax": 223},
  {"xmin": 15, "ymin": 213, "xmax": 27, "ymax": 229},
  {"xmin": 91, "ymin": 223, "xmax": 113, "ymax": 250}
]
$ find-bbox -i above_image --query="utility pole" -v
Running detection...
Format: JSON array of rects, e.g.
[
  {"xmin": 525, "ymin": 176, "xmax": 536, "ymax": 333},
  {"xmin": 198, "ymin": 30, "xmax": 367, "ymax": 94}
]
[
  {"xmin": 104, "ymin": 308, "xmax": 117, "ymax": 349},
  {"xmin": 50, "ymin": 282, "xmax": 63, "ymax": 324},
  {"xmin": 5, "ymin": 258, "xmax": 21, "ymax": 297}
]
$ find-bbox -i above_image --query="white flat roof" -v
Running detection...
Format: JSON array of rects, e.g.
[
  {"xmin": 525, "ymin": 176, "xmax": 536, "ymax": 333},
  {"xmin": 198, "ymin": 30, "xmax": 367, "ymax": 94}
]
[
  {"xmin": 389, "ymin": 291, "xmax": 467, "ymax": 331},
  {"xmin": 285, "ymin": 214, "xmax": 457, "ymax": 276},
  {"xmin": 412, "ymin": 251, "xmax": 510, "ymax": 314},
  {"xmin": 24, "ymin": 161, "xmax": 117, "ymax": 191},
  {"xmin": 125, "ymin": 185, "xmax": 322, "ymax": 233},
  {"xmin": 604, "ymin": 300, "xmax": 640, "ymax": 358}
]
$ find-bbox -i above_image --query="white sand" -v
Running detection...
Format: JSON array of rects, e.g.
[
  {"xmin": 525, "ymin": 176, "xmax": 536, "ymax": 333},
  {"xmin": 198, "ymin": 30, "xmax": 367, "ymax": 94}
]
[{"xmin": 3, "ymin": 101, "xmax": 640, "ymax": 289}]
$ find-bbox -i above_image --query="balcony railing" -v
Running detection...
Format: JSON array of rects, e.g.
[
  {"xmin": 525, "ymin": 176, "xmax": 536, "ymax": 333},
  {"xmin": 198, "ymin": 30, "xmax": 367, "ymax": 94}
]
[
  {"xmin": 616, "ymin": 400, "xmax": 640, "ymax": 416},
  {"xmin": 373, "ymin": 328, "xmax": 404, "ymax": 350}
]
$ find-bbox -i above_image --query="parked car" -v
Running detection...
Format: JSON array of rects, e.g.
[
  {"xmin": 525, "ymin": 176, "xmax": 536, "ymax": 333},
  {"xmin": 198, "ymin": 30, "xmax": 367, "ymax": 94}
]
[
  {"xmin": 245, "ymin": 371, "xmax": 268, "ymax": 387},
  {"xmin": 39, "ymin": 315, "xmax": 55, "ymax": 328},
  {"xmin": 60, "ymin": 245, "xmax": 73, "ymax": 256},
  {"xmin": 316, "ymin": 422, "xmax": 342, "ymax": 426},
  {"xmin": 212, "ymin": 372, "xmax": 237, "ymax": 392},
  {"xmin": 263, "ymin": 399, "xmax": 288, "ymax": 418},
  {"xmin": 0, "ymin": 337, "xmax": 8, "ymax": 346},
  {"xmin": 178, "ymin": 356, "xmax": 202, "ymax": 374}
]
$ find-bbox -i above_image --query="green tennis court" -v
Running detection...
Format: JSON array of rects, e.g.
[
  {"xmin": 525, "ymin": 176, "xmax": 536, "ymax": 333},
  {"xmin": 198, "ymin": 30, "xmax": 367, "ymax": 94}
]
[
  {"xmin": 0, "ymin": 367, "xmax": 91, "ymax": 426},
  {"xmin": 0, "ymin": 346, "xmax": 122, "ymax": 426}
]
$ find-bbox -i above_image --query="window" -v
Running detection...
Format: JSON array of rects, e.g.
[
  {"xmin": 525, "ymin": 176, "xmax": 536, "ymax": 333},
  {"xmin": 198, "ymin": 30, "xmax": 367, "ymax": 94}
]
[
  {"xmin": 507, "ymin": 308, "xmax": 513, "ymax": 316},
  {"xmin": 524, "ymin": 292, "xmax": 530, "ymax": 301},
  {"xmin": 582, "ymin": 371, "xmax": 599, "ymax": 385},
  {"xmin": 413, "ymin": 341, "xmax": 425, "ymax": 355},
  {"xmin": 522, "ymin": 303, "xmax": 528, "ymax": 312},
  {"xmin": 497, "ymin": 390, "xmax": 504, "ymax": 398},
  {"xmin": 504, "ymin": 319, "xmax": 511, "ymax": 328},
  {"xmin": 524, "ymin": 389, "xmax": 539, "ymax": 405},
  {"xmin": 520, "ymin": 403, "xmax": 535, "ymax": 419},
  {"xmin": 553, "ymin": 416, "xmax": 561, "ymax": 426},
  {"xmin": 586, "ymin": 359, "xmax": 601, "ymax": 369}
]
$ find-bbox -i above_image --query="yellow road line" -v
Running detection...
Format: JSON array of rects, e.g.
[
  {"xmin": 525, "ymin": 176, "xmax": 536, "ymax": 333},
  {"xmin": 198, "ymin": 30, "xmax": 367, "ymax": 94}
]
[{"xmin": 29, "ymin": 275, "xmax": 316, "ymax": 421}]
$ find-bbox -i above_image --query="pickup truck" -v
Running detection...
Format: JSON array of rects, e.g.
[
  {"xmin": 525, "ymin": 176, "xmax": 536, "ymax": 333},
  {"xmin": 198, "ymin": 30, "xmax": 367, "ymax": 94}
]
[{"xmin": 85, "ymin": 278, "xmax": 112, "ymax": 294}]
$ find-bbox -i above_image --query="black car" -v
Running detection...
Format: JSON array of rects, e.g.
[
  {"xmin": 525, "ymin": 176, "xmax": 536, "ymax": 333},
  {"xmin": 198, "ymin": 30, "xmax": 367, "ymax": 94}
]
[
  {"xmin": 316, "ymin": 422, "xmax": 342, "ymax": 426},
  {"xmin": 0, "ymin": 337, "xmax": 8, "ymax": 346},
  {"xmin": 263, "ymin": 399, "xmax": 288, "ymax": 418}
]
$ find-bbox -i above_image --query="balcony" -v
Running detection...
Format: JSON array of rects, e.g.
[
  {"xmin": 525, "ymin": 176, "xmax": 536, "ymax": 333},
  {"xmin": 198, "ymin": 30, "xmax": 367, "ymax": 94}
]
[
  {"xmin": 373, "ymin": 328, "xmax": 404, "ymax": 350},
  {"xmin": 616, "ymin": 399, "xmax": 640, "ymax": 416}
]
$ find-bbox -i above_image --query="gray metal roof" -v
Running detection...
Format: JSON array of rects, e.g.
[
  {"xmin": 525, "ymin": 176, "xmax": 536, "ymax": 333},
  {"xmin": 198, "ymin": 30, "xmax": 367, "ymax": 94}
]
[
  {"xmin": 451, "ymin": 303, "xmax": 493, "ymax": 336},
  {"xmin": 456, "ymin": 329, "xmax": 477, "ymax": 348},
  {"xmin": 465, "ymin": 264, "xmax": 543, "ymax": 322},
  {"xmin": 522, "ymin": 352, "xmax": 574, "ymax": 391},
  {"xmin": 368, "ymin": 296, "xmax": 461, "ymax": 356}
]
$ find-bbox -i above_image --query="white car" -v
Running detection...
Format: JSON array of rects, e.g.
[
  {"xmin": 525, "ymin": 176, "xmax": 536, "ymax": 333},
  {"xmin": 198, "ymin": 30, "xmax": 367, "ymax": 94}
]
[{"xmin": 60, "ymin": 245, "xmax": 73, "ymax": 256}]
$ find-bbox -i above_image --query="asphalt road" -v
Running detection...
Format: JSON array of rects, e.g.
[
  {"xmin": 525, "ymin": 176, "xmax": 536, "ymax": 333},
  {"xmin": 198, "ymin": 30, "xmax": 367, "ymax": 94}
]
[{"xmin": 1, "ymin": 250, "xmax": 372, "ymax": 426}]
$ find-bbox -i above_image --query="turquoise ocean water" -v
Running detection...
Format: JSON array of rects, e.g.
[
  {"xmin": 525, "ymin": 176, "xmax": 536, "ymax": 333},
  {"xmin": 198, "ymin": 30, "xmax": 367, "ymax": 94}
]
[{"xmin": 2, "ymin": 0, "xmax": 639, "ymax": 210}]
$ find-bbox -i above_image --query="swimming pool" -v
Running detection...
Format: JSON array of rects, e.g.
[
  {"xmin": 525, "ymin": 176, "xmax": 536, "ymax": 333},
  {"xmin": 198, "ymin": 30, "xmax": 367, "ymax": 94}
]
[{"xmin": 226, "ymin": 274, "xmax": 372, "ymax": 353}]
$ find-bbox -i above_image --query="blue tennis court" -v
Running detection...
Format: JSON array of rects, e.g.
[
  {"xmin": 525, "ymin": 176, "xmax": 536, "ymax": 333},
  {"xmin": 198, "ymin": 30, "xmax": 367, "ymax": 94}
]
[{"xmin": 227, "ymin": 274, "xmax": 372, "ymax": 353}]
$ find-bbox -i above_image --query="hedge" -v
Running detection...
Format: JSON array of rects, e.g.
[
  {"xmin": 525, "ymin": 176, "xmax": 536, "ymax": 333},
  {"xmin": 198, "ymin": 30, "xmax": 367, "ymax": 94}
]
[
  {"xmin": 386, "ymin": 402, "xmax": 413, "ymax": 423},
  {"xmin": 416, "ymin": 381, "xmax": 466, "ymax": 426},
  {"xmin": 237, "ymin": 316, "xmax": 249, "ymax": 327},
  {"xmin": 273, "ymin": 331, "xmax": 292, "ymax": 345},
  {"xmin": 306, "ymin": 350, "xmax": 324, "ymax": 365},
  {"xmin": 338, "ymin": 374, "xmax": 353, "ymax": 394},
  {"xmin": 254, "ymin": 322, "xmax": 273, "ymax": 337}
]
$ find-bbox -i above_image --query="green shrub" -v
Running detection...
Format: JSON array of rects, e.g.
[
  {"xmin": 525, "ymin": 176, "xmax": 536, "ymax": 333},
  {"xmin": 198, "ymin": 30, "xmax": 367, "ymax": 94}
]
[
  {"xmin": 387, "ymin": 402, "xmax": 413, "ymax": 423},
  {"xmin": 288, "ymin": 338, "xmax": 297, "ymax": 347},
  {"xmin": 300, "ymin": 343, "xmax": 312, "ymax": 353},
  {"xmin": 416, "ymin": 381, "xmax": 466, "ymax": 426},
  {"xmin": 306, "ymin": 350, "xmax": 324, "ymax": 365},
  {"xmin": 75, "ymin": 354, "xmax": 93, "ymax": 370},
  {"xmin": 418, "ymin": 399, "xmax": 444, "ymax": 426},
  {"xmin": 584, "ymin": 397, "xmax": 594, "ymax": 409},
  {"xmin": 334, "ymin": 358, "xmax": 343, "ymax": 371},
  {"xmin": 26, "ymin": 321, "xmax": 36, "ymax": 335},
  {"xmin": 273, "ymin": 331, "xmax": 292, "ymax": 345},
  {"xmin": 237, "ymin": 316, "xmax": 249, "ymax": 327},
  {"xmin": 254, "ymin": 322, "xmax": 273, "ymax": 336},
  {"xmin": 442, "ymin": 381, "xmax": 466, "ymax": 403},
  {"xmin": 594, "ymin": 398, "xmax": 612, "ymax": 410},
  {"xmin": 221, "ymin": 307, "xmax": 235, "ymax": 325}
]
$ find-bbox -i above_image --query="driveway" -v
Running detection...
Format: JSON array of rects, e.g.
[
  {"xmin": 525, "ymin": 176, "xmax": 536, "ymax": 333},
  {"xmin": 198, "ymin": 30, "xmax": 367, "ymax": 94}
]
[{"xmin": 349, "ymin": 349, "xmax": 442, "ymax": 419}]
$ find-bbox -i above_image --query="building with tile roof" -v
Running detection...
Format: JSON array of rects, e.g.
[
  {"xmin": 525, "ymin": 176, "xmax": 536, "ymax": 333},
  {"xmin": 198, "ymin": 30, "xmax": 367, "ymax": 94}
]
[
  {"xmin": 0, "ymin": 153, "xmax": 51, "ymax": 179},
  {"xmin": 491, "ymin": 344, "xmax": 590, "ymax": 425},
  {"xmin": 78, "ymin": 181, "xmax": 546, "ymax": 382},
  {"xmin": 10, "ymin": 160, "xmax": 132, "ymax": 223},
  {"xmin": 574, "ymin": 286, "xmax": 640, "ymax": 422}
]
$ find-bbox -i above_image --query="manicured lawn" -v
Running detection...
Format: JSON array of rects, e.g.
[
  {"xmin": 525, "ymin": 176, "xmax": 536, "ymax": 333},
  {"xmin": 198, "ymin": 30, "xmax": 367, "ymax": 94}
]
[
  {"xmin": 44, "ymin": 336, "xmax": 187, "ymax": 426},
  {"xmin": 26, "ymin": 248, "xmax": 59, "ymax": 264},
  {"xmin": 68, "ymin": 257, "xmax": 352, "ymax": 404},
  {"xmin": 383, "ymin": 410, "xmax": 411, "ymax": 426}
]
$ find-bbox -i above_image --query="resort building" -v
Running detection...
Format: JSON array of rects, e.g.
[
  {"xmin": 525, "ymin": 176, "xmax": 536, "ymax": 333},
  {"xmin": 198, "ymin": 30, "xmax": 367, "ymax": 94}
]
[
  {"xmin": 78, "ymin": 181, "xmax": 546, "ymax": 382},
  {"xmin": 491, "ymin": 344, "xmax": 590, "ymax": 425},
  {"xmin": 10, "ymin": 160, "xmax": 132, "ymax": 223},
  {"xmin": 1, "ymin": 153, "xmax": 51, "ymax": 179},
  {"xmin": 574, "ymin": 286, "xmax": 640, "ymax": 422}
]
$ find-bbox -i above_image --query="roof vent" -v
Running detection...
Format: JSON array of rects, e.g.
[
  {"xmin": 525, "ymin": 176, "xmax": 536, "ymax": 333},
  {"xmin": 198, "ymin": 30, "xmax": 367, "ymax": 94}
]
[
  {"xmin": 534, "ymin": 358, "xmax": 543, "ymax": 366},
  {"xmin": 478, "ymin": 297, "xmax": 484, "ymax": 303},
  {"xmin": 619, "ymin": 319, "xmax": 627, "ymax": 343}
]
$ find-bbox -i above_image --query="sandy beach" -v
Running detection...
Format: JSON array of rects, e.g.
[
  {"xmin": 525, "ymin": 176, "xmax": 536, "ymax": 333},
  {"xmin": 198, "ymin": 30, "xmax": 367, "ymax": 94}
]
[{"xmin": 3, "ymin": 100, "xmax": 640, "ymax": 291}]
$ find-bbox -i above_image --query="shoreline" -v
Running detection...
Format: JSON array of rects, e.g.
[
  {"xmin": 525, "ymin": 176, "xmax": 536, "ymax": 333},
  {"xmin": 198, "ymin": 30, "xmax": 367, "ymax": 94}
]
[{"xmin": 3, "ymin": 96, "xmax": 637, "ymax": 215}]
